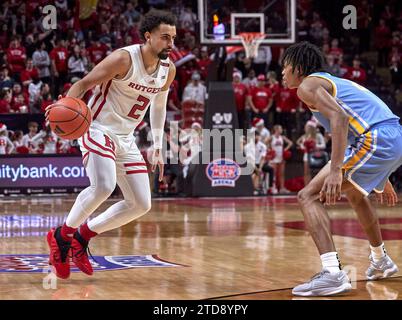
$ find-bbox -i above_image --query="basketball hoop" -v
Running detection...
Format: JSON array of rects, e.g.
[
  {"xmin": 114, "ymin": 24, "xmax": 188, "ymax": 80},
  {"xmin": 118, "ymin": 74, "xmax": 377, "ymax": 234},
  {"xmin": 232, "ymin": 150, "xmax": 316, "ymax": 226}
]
[{"xmin": 238, "ymin": 32, "xmax": 266, "ymax": 59}]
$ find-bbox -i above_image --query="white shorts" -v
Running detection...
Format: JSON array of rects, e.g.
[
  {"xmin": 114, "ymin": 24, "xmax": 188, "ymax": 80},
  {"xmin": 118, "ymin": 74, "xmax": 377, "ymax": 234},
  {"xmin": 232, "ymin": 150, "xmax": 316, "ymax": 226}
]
[{"xmin": 78, "ymin": 124, "xmax": 147, "ymax": 176}]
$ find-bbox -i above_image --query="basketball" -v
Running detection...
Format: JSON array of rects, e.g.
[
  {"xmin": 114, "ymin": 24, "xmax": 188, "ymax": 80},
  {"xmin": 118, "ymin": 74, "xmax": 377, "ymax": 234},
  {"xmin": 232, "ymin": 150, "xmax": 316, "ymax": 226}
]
[{"xmin": 48, "ymin": 97, "xmax": 92, "ymax": 140}]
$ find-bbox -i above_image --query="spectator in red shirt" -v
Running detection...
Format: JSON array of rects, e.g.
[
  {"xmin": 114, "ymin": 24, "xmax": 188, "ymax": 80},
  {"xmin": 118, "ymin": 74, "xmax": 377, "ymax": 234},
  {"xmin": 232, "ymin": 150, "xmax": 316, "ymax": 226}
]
[
  {"xmin": 266, "ymin": 71, "xmax": 280, "ymax": 104},
  {"xmin": 87, "ymin": 37, "xmax": 108, "ymax": 67},
  {"xmin": 345, "ymin": 57, "xmax": 367, "ymax": 85},
  {"xmin": 38, "ymin": 83, "xmax": 53, "ymax": 113},
  {"xmin": 338, "ymin": 55, "xmax": 349, "ymax": 78},
  {"xmin": 247, "ymin": 74, "xmax": 273, "ymax": 127},
  {"xmin": 197, "ymin": 47, "xmax": 212, "ymax": 80},
  {"xmin": 10, "ymin": 93, "xmax": 29, "ymax": 113},
  {"xmin": 20, "ymin": 58, "xmax": 39, "ymax": 90},
  {"xmin": 6, "ymin": 37, "xmax": 26, "ymax": 81},
  {"xmin": 276, "ymin": 81, "xmax": 301, "ymax": 137},
  {"xmin": 127, "ymin": 23, "xmax": 142, "ymax": 45},
  {"xmin": 40, "ymin": 92, "xmax": 54, "ymax": 114},
  {"xmin": 266, "ymin": 71, "xmax": 280, "ymax": 126},
  {"xmin": 328, "ymin": 38, "xmax": 343, "ymax": 62},
  {"xmin": 0, "ymin": 88, "xmax": 12, "ymax": 114},
  {"xmin": 178, "ymin": 59, "xmax": 198, "ymax": 95},
  {"xmin": 375, "ymin": 19, "xmax": 391, "ymax": 67},
  {"xmin": 232, "ymin": 71, "xmax": 249, "ymax": 131},
  {"xmin": 50, "ymin": 38, "xmax": 69, "ymax": 96},
  {"xmin": 167, "ymin": 80, "xmax": 181, "ymax": 113},
  {"xmin": 11, "ymin": 83, "xmax": 29, "ymax": 109}
]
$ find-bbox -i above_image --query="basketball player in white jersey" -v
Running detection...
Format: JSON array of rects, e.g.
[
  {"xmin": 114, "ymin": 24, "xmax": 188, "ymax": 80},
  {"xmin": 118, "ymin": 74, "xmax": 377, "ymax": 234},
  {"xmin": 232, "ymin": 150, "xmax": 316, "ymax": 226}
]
[{"xmin": 45, "ymin": 10, "xmax": 177, "ymax": 279}]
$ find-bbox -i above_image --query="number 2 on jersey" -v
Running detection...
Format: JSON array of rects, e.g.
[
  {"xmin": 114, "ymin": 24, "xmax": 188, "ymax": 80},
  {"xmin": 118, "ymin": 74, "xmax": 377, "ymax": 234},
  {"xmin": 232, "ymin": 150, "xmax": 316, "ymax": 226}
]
[{"xmin": 128, "ymin": 95, "xmax": 150, "ymax": 119}]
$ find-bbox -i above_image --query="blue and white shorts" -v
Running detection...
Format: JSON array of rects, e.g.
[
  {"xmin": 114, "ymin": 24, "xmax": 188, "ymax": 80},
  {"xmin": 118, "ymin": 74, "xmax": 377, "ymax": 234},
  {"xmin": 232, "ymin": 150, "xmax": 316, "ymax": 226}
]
[{"xmin": 343, "ymin": 121, "xmax": 402, "ymax": 196}]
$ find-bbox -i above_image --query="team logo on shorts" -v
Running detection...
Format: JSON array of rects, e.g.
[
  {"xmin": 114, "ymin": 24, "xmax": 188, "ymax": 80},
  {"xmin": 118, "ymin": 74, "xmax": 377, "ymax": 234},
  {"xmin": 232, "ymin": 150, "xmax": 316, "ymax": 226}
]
[
  {"xmin": 0, "ymin": 255, "xmax": 184, "ymax": 273},
  {"xmin": 206, "ymin": 158, "xmax": 241, "ymax": 187}
]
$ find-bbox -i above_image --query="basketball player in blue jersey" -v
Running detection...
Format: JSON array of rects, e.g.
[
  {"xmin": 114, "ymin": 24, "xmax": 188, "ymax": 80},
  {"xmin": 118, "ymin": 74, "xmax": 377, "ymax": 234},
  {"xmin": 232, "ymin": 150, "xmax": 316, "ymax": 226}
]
[{"xmin": 281, "ymin": 42, "xmax": 402, "ymax": 296}]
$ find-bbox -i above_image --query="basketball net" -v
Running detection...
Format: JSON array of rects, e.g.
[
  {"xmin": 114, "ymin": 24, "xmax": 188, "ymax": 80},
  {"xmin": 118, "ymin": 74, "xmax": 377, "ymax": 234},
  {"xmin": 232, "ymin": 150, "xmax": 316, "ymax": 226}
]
[{"xmin": 239, "ymin": 32, "xmax": 266, "ymax": 59}]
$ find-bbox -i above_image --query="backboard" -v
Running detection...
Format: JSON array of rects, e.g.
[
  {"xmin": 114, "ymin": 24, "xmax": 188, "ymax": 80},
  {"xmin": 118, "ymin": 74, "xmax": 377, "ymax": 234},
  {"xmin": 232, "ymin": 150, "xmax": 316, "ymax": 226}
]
[{"xmin": 198, "ymin": 0, "xmax": 296, "ymax": 45}]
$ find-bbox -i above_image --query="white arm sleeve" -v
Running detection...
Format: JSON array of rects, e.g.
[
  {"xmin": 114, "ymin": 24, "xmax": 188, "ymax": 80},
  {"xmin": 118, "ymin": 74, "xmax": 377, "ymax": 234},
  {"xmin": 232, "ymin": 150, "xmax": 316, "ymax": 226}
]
[{"xmin": 150, "ymin": 89, "xmax": 169, "ymax": 149}]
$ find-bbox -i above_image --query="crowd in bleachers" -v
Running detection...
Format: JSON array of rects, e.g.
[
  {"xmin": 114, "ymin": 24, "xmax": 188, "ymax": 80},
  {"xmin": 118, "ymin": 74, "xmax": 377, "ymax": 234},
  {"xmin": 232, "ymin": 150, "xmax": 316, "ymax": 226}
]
[{"xmin": 0, "ymin": 0, "xmax": 401, "ymax": 194}]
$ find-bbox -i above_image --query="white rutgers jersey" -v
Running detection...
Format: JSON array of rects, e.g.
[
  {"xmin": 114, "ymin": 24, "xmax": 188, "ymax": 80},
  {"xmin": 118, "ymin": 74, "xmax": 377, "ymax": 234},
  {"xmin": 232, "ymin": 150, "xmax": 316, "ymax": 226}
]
[{"xmin": 88, "ymin": 44, "xmax": 170, "ymax": 136}]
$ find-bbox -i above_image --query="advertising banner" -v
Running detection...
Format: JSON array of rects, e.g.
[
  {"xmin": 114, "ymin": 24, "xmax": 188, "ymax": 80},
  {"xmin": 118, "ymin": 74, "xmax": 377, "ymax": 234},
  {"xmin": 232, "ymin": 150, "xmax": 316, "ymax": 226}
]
[{"xmin": 0, "ymin": 155, "xmax": 89, "ymax": 194}]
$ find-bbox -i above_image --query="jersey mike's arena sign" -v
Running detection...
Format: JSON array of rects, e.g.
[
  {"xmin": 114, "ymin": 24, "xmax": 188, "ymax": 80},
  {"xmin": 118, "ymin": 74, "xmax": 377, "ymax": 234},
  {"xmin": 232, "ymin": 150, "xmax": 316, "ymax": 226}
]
[{"xmin": 206, "ymin": 158, "xmax": 241, "ymax": 187}]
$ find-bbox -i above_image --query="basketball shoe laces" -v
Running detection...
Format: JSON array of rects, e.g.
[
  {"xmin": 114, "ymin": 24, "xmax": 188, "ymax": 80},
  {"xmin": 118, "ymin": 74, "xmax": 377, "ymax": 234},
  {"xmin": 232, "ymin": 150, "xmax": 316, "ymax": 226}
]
[
  {"xmin": 54, "ymin": 228, "xmax": 72, "ymax": 263},
  {"xmin": 72, "ymin": 232, "xmax": 96, "ymax": 264}
]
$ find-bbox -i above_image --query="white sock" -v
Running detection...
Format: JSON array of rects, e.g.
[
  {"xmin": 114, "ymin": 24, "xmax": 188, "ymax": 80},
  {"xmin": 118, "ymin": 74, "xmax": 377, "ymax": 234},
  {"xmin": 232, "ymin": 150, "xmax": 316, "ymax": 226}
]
[
  {"xmin": 320, "ymin": 252, "xmax": 341, "ymax": 274},
  {"xmin": 370, "ymin": 243, "xmax": 386, "ymax": 262}
]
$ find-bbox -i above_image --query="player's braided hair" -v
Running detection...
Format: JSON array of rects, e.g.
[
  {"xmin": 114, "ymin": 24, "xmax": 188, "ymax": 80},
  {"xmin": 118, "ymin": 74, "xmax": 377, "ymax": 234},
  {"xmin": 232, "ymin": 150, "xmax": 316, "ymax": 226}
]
[
  {"xmin": 281, "ymin": 41, "xmax": 326, "ymax": 76},
  {"xmin": 139, "ymin": 10, "xmax": 177, "ymax": 41}
]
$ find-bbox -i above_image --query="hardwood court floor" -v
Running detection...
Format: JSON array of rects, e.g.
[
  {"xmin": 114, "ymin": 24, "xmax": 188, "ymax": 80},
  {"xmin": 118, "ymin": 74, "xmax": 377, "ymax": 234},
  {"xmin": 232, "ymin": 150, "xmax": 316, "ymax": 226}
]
[{"xmin": 0, "ymin": 195, "xmax": 402, "ymax": 300}]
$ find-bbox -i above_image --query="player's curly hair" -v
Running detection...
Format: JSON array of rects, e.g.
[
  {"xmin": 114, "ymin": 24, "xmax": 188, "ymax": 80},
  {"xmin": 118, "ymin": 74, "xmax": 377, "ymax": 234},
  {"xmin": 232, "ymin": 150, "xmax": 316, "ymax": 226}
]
[
  {"xmin": 139, "ymin": 10, "xmax": 177, "ymax": 41},
  {"xmin": 281, "ymin": 41, "xmax": 326, "ymax": 76}
]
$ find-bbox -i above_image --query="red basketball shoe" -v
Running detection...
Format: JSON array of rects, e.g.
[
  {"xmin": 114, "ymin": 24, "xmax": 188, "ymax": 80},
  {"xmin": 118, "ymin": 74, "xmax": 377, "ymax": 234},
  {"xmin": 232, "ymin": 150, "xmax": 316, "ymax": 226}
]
[
  {"xmin": 47, "ymin": 227, "xmax": 71, "ymax": 279},
  {"xmin": 71, "ymin": 231, "xmax": 94, "ymax": 276}
]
